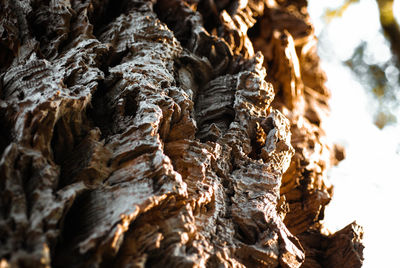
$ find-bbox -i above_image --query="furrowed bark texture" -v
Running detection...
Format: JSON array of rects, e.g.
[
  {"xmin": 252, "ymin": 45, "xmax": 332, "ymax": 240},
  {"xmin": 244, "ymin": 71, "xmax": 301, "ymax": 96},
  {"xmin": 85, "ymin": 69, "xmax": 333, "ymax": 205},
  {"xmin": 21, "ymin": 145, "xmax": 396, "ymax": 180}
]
[{"xmin": 0, "ymin": 0, "xmax": 363, "ymax": 267}]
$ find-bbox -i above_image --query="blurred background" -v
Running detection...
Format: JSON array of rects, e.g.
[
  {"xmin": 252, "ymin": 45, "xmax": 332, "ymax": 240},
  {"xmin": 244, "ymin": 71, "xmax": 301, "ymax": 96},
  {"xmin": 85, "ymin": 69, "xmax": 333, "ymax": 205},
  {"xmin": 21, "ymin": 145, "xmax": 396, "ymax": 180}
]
[{"xmin": 307, "ymin": 0, "xmax": 400, "ymax": 266}]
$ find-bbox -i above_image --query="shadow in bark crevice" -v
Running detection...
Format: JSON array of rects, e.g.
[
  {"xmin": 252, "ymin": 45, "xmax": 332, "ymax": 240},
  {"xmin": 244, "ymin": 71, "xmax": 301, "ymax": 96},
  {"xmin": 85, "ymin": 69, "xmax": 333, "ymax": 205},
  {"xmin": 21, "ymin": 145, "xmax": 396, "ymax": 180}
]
[
  {"xmin": 86, "ymin": 79, "xmax": 115, "ymax": 139},
  {"xmin": 194, "ymin": 75, "xmax": 237, "ymax": 142},
  {"xmin": 155, "ymin": 0, "xmax": 233, "ymax": 77},
  {"xmin": 0, "ymin": 108, "xmax": 11, "ymax": 158},
  {"xmin": 0, "ymin": 43, "xmax": 15, "ymax": 73},
  {"xmin": 52, "ymin": 190, "xmax": 92, "ymax": 268},
  {"xmin": 91, "ymin": 0, "xmax": 147, "ymax": 38},
  {"xmin": 51, "ymin": 113, "xmax": 88, "ymax": 165}
]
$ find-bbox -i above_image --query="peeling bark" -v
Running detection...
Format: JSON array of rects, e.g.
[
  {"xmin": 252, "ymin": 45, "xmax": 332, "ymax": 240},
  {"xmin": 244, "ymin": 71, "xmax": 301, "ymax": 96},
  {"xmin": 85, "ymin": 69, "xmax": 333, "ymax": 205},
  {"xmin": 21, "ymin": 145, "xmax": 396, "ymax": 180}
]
[{"xmin": 0, "ymin": 0, "xmax": 363, "ymax": 267}]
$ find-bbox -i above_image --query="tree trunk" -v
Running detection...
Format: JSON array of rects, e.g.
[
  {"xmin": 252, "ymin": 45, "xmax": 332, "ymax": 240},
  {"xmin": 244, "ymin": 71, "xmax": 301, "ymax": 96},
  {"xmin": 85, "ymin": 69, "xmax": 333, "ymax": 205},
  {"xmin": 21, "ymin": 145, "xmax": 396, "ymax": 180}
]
[{"xmin": 0, "ymin": 0, "xmax": 363, "ymax": 267}]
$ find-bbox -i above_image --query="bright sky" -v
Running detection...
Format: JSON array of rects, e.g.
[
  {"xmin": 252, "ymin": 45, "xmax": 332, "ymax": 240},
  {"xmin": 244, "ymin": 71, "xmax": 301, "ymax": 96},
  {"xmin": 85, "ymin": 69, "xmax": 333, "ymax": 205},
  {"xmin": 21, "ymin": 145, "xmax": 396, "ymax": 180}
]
[{"xmin": 308, "ymin": 0, "xmax": 400, "ymax": 267}]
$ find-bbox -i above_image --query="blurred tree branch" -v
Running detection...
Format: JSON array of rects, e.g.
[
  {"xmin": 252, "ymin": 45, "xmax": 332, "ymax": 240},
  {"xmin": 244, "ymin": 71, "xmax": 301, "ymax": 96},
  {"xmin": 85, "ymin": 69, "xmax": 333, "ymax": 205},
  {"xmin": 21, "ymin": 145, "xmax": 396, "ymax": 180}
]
[
  {"xmin": 376, "ymin": 0, "xmax": 400, "ymax": 65},
  {"xmin": 325, "ymin": 0, "xmax": 400, "ymax": 65}
]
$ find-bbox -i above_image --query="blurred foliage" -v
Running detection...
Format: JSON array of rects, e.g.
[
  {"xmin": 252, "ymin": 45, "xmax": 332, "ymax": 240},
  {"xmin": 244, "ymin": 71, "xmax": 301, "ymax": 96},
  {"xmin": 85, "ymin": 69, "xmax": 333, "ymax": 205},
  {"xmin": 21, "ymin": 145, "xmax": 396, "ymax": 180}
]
[
  {"xmin": 324, "ymin": 0, "xmax": 400, "ymax": 128},
  {"xmin": 344, "ymin": 42, "xmax": 399, "ymax": 128}
]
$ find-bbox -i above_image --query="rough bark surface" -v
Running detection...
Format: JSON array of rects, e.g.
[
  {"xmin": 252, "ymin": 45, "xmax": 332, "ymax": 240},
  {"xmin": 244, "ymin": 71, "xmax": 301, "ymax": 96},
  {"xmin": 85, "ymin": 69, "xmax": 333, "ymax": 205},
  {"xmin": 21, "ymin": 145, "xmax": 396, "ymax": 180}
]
[{"xmin": 0, "ymin": 0, "xmax": 363, "ymax": 267}]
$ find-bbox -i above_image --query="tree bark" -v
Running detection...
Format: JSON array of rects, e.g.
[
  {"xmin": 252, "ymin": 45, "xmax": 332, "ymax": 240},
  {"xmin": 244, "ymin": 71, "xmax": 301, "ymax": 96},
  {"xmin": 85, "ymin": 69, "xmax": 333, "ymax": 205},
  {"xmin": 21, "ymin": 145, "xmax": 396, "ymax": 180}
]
[{"xmin": 0, "ymin": 0, "xmax": 363, "ymax": 267}]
